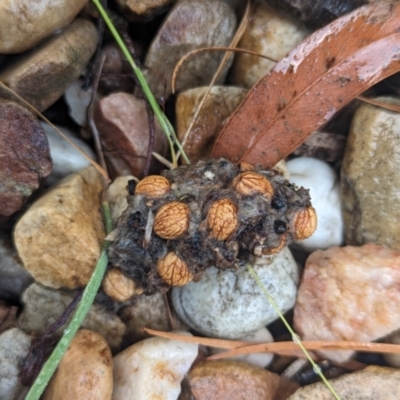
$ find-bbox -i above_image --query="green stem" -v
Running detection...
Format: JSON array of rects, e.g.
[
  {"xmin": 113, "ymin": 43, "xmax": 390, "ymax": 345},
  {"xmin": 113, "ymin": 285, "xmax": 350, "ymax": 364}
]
[
  {"xmin": 25, "ymin": 201, "xmax": 113, "ymax": 400},
  {"xmin": 247, "ymin": 264, "xmax": 342, "ymax": 400},
  {"xmin": 91, "ymin": 0, "xmax": 190, "ymax": 165}
]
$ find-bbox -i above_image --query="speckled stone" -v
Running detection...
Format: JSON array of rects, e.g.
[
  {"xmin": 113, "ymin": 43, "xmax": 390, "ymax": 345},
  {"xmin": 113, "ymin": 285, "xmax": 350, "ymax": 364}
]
[
  {"xmin": 341, "ymin": 97, "xmax": 400, "ymax": 250},
  {"xmin": 172, "ymin": 248, "xmax": 299, "ymax": 339}
]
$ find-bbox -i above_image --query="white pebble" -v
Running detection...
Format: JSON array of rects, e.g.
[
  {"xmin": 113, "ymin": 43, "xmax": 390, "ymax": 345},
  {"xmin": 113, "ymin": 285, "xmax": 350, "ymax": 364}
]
[
  {"xmin": 287, "ymin": 157, "xmax": 344, "ymax": 252},
  {"xmin": 64, "ymin": 79, "xmax": 93, "ymax": 126},
  {"xmin": 112, "ymin": 332, "xmax": 198, "ymax": 400}
]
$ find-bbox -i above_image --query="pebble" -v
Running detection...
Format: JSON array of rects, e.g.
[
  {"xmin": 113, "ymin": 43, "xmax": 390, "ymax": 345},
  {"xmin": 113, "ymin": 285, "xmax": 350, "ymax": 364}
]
[
  {"xmin": 287, "ymin": 365, "xmax": 400, "ymax": 400},
  {"xmin": 112, "ymin": 333, "xmax": 198, "ymax": 400},
  {"xmin": 41, "ymin": 122, "xmax": 96, "ymax": 186},
  {"xmin": 63, "ymin": 80, "xmax": 94, "ymax": 127},
  {"xmin": 43, "ymin": 329, "xmax": 113, "ymax": 400},
  {"xmin": 18, "ymin": 282, "xmax": 126, "ymax": 352},
  {"xmin": 107, "ymin": 175, "xmax": 135, "ymax": 227},
  {"xmin": 0, "ymin": 99, "xmax": 52, "ymax": 221},
  {"xmin": 230, "ymin": 2, "xmax": 309, "ymax": 88},
  {"xmin": 0, "ymin": 19, "xmax": 98, "ymax": 112},
  {"xmin": 144, "ymin": 0, "xmax": 237, "ymax": 98},
  {"xmin": 209, "ymin": 327, "xmax": 274, "ymax": 368},
  {"xmin": 287, "ymin": 157, "xmax": 344, "ymax": 252},
  {"xmin": 294, "ymin": 244, "xmax": 400, "ymax": 363},
  {"xmin": 119, "ymin": 292, "xmax": 187, "ymax": 343},
  {"xmin": 0, "ymin": 0, "xmax": 88, "ymax": 54},
  {"xmin": 14, "ymin": 166, "xmax": 105, "ymax": 289},
  {"xmin": 176, "ymin": 86, "xmax": 247, "ymax": 163},
  {"xmin": 172, "ymin": 248, "xmax": 299, "ymax": 339},
  {"xmin": 182, "ymin": 360, "xmax": 280, "ymax": 400},
  {"xmin": 0, "ymin": 233, "xmax": 33, "ymax": 301},
  {"xmin": 94, "ymin": 92, "xmax": 168, "ymax": 179},
  {"xmin": 0, "ymin": 328, "xmax": 31, "ymax": 400},
  {"xmin": 115, "ymin": 0, "xmax": 173, "ymax": 20},
  {"xmin": 341, "ymin": 96, "xmax": 400, "ymax": 251}
]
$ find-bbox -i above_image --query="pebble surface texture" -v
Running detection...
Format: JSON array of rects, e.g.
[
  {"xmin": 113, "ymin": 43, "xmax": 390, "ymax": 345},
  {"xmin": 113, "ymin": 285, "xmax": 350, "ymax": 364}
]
[
  {"xmin": 43, "ymin": 330, "xmax": 113, "ymax": 400},
  {"xmin": 287, "ymin": 365, "xmax": 400, "ymax": 399},
  {"xmin": 0, "ymin": 99, "xmax": 52, "ymax": 220},
  {"xmin": 287, "ymin": 157, "xmax": 344, "ymax": 251},
  {"xmin": 0, "ymin": 328, "xmax": 31, "ymax": 400},
  {"xmin": 112, "ymin": 333, "xmax": 198, "ymax": 400},
  {"xmin": 144, "ymin": 0, "xmax": 237, "ymax": 98},
  {"xmin": 19, "ymin": 282, "xmax": 126, "ymax": 352},
  {"xmin": 0, "ymin": 18, "xmax": 98, "ymax": 112},
  {"xmin": 14, "ymin": 166, "xmax": 105, "ymax": 289},
  {"xmin": 0, "ymin": 0, "xmax": 88, "ymax": 54},
  {"xmin": 294, "ymin": 244, "xmax": 400, "ymax": 363},
  {"xmin": 108, "ymin": 159, "xmax": 313, "ymax": 296},
  {"xmin": 172, "ymin": 248, "xmax": 299, "ymax": 338},
  {"xmin": 181, "ymin": 360, "xmax": 280, "ymax": 400},
  {"xmin": 341, "ymin": 97, "xmax": 400, "ymax": 250}
]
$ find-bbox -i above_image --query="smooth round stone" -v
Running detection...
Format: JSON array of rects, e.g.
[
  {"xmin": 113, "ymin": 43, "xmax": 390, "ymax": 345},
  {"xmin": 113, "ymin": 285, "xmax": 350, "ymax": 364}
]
[
  {"xmin": 287, "ymin": 157, "xmax": 344, "ymax": 252},
  {"xmin": 172, "ymin": 248, "xmax": 299, "ymax": 339}
]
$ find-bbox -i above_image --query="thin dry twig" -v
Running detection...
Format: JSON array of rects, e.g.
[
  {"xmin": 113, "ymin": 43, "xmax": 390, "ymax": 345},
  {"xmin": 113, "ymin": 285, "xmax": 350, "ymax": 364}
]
[{"xmin": 356, "ymin": 95, "xmax": 400, "ymax": 113}]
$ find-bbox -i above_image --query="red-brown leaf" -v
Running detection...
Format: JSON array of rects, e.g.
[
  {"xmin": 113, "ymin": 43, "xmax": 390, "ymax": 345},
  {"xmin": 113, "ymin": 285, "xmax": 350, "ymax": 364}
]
[{"xmin": 211, "ymin": 1, "xmax": 400, "ymax": 167}]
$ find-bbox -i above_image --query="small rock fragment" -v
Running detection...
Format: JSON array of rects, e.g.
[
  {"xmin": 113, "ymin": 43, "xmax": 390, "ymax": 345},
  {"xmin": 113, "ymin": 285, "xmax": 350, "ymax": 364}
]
[
  {"xmin": 63, "ymin": 80, "xmax": 94, "ymax": 127},
  {"xmin": 172, "ymin": 248, "xmax": 299, "ymax": 338},
  {"xmin": 41, "ymin": 122, "xmax": 96, "ymax": 186},
  {"xmin": 0, "ymin": 0, "xmax": 88, "ymax": 54},
  {"xmin": 176, "ymin": 86, "xmax": 247, "ymax": 163},
  {"xmin": 14, "ymin": 166, "xmax": 105, "ymax": 289},
  {"xmin": 19, "ymin": 282, "xmax": 125, "ymax": 352},
  {"xmin": 287, "ymin": 365, "xmax": 400, "ymax": 400},
  {"xmin": 94, "ymin": 92, "xmax": 168, "ymax": 179},
  {"xmin": 182, "ymin": 360, "xmax": 280, "ymax": 400},
  {"xmin": 0, "ymin": 233, "xmax": 33, "ymax": 301},
  {"xmin": 341, "ymin": 97, "xmax": 400, "ymax": 250},
  {"xmin": 112, "ymin": 333, "xmax": 198, "ymax": 400},
  {"xmin": 43, "ymin": 329, "xmax": 113, "ymax": 400},
  {"xmin": 0, "ymin": 19, "xmax": 98, "ymax": 112},
  {"xmin": 107, "ymin": 175, "xmax": 136, "ymax": 226},
  {"xmin": 230, "ymin": 2, "xmax": 309, "ymax": 88},
  {"xmin": 287, "ymin": 157, "xmax": 344, "ymax": 251},
  {"xmin": 209, "ymin": 327, "xmax": 274, "ymax": 368},
  {"xmin": 144, "ymin": 0, "xmax": 237, "ymax": 98},
  {"xmin": 294, "ymin": 244, "xmax": 400, "ymax": 363},
  {"xmin": 115, "ymin": 0, "xmax": 173, "ymax": 20},
  {"xmin": 119, "ymin": 292, "xmax": 187, "ymax": 343},
  {"xmin": 0, "ymin": 328, "xmax": 31, "ymax": 400},
  {"xmin": 0, "ymin": 99, "xmax": 52, "ymax": 220}
]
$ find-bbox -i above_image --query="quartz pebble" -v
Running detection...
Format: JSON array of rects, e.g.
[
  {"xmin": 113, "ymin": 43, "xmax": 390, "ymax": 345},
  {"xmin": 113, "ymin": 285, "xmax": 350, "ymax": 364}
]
[
  {"xmin": 0, "ymin": 99, "xmax": 52, "ymax": 220},
  {"xmin": 0, "ymin": 328, "xmax": 31, "ymax": 400},
  {"xmin": 0, "ymin": 0, "xmax": 88, "ymax": 54},
  {"xmin": 144, "ymin": 0, "xmax": 237, "ymax": 98},
  {"xmin": 341, "ymin": 96, "xmax": 400, "ymax": 250},
  {"xmin": 182, "ymin": 360, "xmax": 280, "ymax": 400},
  {"xmin": 176, "ymin": 86, "xmax": 247, "ymax": 163},
  {"xmin": 63, "ymin": 80, "xmax": 94, "ymax": 127},
  {"xmin": 112, "ymin": 333, "xmax": 198, "ymax": 400},
  {"xmin": 19, "ymin": 282, "xmax": 126, "ymax": 352},
  {"xmin": 294, "ymin": 244, "xmax": 400, "ymax": 363},
  {"xmin": 172, "ymin": 248, "xmax": 299, "ymax": 339},
  {"xmin": 209, "ymin": 327, "xmax": 274, "ymax": 368},
  {"xmin": 0, "ymin": 19, "xmax": 98, "ymax": 112},
  {"xmin": 230, "ymin": 2, "xmax": 309, "ymax": 88},
  {"xmin": 42, "ymin": 122, "xmax": 96, "ymax": 186},
  {"xmin": 94, "ymin": 92, "xmax": 168, "ymax": 179},
  {"xmin": 14, "ymin": 166, "xmax": 105, "ymax": 289},
  {"xmin": 115, "ymin": 0, "xmax": 173, "ymax": 20},
  {"xmin": 0, "ymin": 233, "xmax": 33, "ymax": 301},
  {"xmin": 288, "ymin": 365, "xmax": 400, "ymax": 400},
  {"xmin": 43, "ymin": 330, "xmax": 113, "ymax": 400},
  {"xmin": 287, "ymin": 157, "xmax": 344, "ymax": 252}
]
